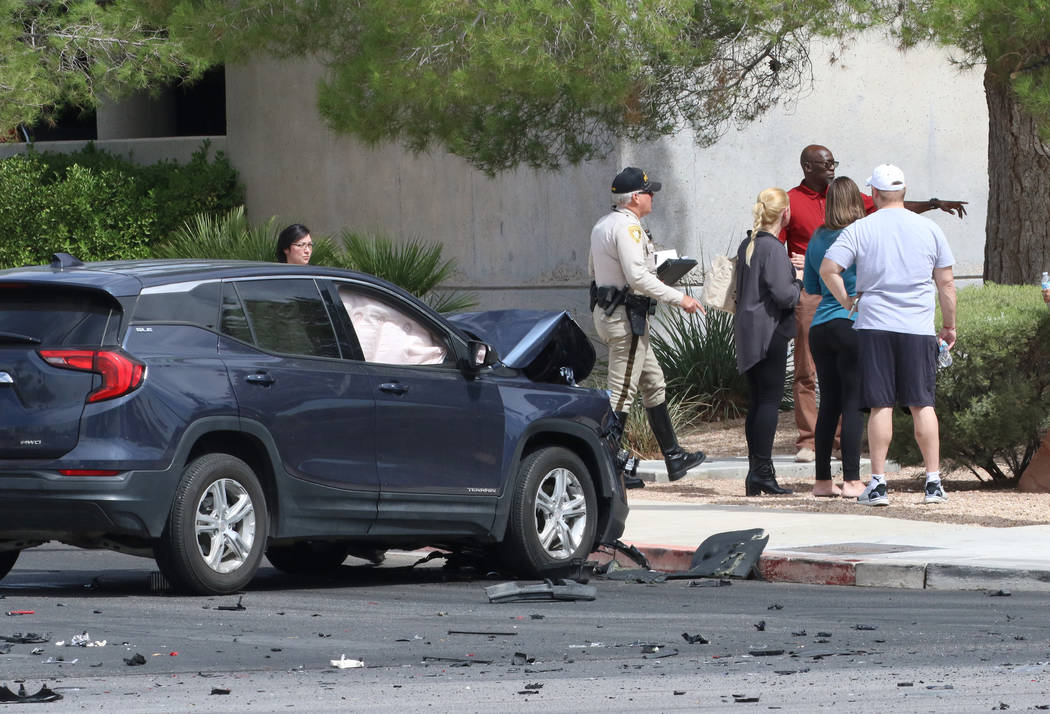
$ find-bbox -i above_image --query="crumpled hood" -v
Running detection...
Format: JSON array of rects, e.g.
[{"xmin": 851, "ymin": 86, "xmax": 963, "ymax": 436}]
[{"xmin": 448, "ymin": 310, "xmax": 595, "ymax": 384}]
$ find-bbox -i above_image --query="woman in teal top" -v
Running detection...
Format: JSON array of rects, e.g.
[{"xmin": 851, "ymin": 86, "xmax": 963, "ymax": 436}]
[{"xmin": 802, "ymin": 177, "xmax": 866, "ymax": 498}]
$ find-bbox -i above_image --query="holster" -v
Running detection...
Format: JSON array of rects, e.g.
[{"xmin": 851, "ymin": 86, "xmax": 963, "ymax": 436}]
[
  {"xmin": 624, "ymin": 294, "xmax": 654, "ymax": 336},
  {"xmin": 593, "ymin": 284, "xmax": 628, "ymax": 316}
]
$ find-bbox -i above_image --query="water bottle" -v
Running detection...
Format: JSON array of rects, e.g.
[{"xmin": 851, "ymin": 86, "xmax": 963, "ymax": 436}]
[
  {"xmin": 938, "ymin": 339, "xmax": 953, "ymax": 369},
  {"xmin": 1042, "ymin": 271, "xmax": 1050, "ymax": 309}
]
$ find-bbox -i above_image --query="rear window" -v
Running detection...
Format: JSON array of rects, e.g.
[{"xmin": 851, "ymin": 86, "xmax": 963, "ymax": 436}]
[{"xmin": 0, "ymin": 286, "xmax": 117, "ymax": 347}]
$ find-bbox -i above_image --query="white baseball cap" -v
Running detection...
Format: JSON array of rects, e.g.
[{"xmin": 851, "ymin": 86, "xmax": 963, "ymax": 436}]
[{"xmin": 866, "ymin": 164, "xmax": 906, "ymax": 191}]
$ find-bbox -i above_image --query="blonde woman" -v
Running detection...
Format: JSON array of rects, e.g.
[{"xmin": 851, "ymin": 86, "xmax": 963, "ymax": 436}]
[{"xmin": 734, "ymin": 188, "xmax": 802, "ymax": 496}]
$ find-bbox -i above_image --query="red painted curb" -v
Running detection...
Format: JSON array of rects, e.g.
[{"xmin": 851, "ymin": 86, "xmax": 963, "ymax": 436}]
[{"xmin": 595, "ymin": 543, "xmax": 859, "ymax": 587}]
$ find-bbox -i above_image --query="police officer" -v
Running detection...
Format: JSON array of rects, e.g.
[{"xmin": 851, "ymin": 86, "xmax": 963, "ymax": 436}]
[{"xmin": 589, "ymin": 167, "xmax": 706, "ymax": 486}]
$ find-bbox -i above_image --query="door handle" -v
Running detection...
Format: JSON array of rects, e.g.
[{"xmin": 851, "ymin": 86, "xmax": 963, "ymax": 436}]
[
  {"xmin": 379, "ymin": 382, "xmax": 409, "ymax": 395},
  {"xmin": 246, "ymin": 372, "xmax": 275, "ymax": 386}
]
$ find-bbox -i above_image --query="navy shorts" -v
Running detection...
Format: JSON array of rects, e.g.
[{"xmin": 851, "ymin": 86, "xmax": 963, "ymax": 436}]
[{"xmin": 857, "ymin": 330, "xmax": 937, "ymax": 409}]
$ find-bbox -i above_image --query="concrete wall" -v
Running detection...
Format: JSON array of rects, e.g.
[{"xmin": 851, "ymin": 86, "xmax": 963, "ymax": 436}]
[
  {"xmin": 0, "ymin": 136, "xmax": 226, "ymax": 166},
  {"xmin": 225, "ymin": 31, "xmax": 988, "ymax": 325}
]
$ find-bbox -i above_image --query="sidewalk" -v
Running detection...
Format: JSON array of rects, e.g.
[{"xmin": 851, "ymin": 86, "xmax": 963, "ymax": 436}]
[{"xmin": 615, "ymin": 456, "xmax": 1050, "ymax": 592}]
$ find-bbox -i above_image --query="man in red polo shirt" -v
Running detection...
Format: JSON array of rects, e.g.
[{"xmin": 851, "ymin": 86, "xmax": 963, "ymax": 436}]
[{"xmin": 782, "ymin": 144, "xmax": 967, "ymax": 462}]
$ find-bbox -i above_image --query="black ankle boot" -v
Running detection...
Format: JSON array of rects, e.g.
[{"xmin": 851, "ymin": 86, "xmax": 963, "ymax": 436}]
[
  {"xmin": 646, "ymin": 403, "xmax": 705, "ymax": 482},
  {"xmin": 745, "ymin": 460, "xmax": 793, "ymax": 496}
]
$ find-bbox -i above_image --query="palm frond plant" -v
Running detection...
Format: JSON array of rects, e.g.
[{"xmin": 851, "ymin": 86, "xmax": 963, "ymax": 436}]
[
  {"xmin": 338, "ymin": 230, "xmax": 477, "ymax": 313},
  {"xmin": 154, "ymin": 207, "xmax": 342, "ymax": 265}
]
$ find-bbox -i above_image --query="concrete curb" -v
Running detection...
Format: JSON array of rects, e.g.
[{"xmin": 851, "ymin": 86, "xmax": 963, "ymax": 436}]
[
  {"xmin": 615, "ymin": 543, "xmax": 1050, "ymax": 592},
  {"xmin": 636, "ymin": 456, "xmax": 897, "ymax": 483}
]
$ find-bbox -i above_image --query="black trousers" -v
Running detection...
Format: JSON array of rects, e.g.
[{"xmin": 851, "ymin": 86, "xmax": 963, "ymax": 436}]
[
  {"xmin": 745, "ymin": 332, "xmax": 789, "ymax": 463},
  {"xmin": 808, "ymin": 318, "xmax": 862, "ymax": 481}
]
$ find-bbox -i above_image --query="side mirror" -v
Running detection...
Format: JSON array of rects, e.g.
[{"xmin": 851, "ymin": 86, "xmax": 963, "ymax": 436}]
[{"xmin": 460, "ymin": 340, "xmax": 495, "ymax": 377}]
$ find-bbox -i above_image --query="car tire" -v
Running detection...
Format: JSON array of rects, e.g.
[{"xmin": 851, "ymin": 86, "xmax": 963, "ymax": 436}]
[
  {"xmin": 0, "ymin": 550, "xmax": 18, "ymax": 580},
  {"xmin": 155, "ymin": 453, "xmax": 268, "ymax": 595},
  {"xmin": 500, "ymin": 446, "xmax": 598, "ymax": 577},
  {"xmin": 266, "ymin": 542, "xmax": 349, "ymax": 574}
]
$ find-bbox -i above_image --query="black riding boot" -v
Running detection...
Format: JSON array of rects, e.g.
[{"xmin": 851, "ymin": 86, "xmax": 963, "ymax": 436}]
[
  {"xmin": 609, "ymin": 411, "xmax": 644, "ymax": 489},
  {"xmin": 744, "ymin": 458, "xmax": 793, "ymax": 496},
  {"xmin": 646, "ymin": 403, "xmax": 706, "ymax": 482}
]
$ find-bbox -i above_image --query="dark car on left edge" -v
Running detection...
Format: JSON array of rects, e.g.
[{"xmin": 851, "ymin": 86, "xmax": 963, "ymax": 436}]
[{"xmin": 0, "ymin": 255, "xmax": 628, "ymax": 594}]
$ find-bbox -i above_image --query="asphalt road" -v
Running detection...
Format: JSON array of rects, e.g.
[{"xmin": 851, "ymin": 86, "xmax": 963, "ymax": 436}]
[{"xmin": 1, "ymin": 544, "xmax": 1049, "ymax": 712}]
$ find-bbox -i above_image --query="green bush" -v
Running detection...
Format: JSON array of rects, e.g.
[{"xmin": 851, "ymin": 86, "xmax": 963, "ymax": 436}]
[
  {"xmin": 888, "ymin": 283, "xmax": 1050, "ymax": 483},
  {"xmin": 0, "ymin": 142, "xmax": 242, "ymax": 269},
  {"xmin": 651, "ymin": 301, "xmax": 794, "ymax": 421}
]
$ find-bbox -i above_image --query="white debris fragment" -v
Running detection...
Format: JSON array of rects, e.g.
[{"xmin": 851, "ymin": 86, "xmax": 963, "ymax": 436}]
[{"xmin": 329, "ymin": 654, "xmax": 365, "ymax": 669}]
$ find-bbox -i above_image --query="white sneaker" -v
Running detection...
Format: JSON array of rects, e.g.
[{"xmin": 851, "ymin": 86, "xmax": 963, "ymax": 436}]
[
  {"xmin": 856, "ymin": 481, "xmax": 889, "ymax": 506},
  {"xmin": 795, "ymin": 447, "xmax": 816, "ymax": 463},
  {"xmin": 924, "ymin": 481, "xmax": 948, "ymax": 504}
]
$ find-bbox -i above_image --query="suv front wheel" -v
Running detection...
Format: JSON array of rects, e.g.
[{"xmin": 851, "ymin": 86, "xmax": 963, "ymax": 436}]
[
  {"xmin": 501, "ymin": 446, "xmax": 597, "ymax": 577},
  {"xmin": 155, "ymin": 454, "xmax": 269, "ymax": 595}
]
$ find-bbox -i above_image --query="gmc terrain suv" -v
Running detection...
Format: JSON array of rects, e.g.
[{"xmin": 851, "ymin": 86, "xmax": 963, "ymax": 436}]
[{"xmin": 0, "ymin": 255, "xmax": 627, "ymax": 594}]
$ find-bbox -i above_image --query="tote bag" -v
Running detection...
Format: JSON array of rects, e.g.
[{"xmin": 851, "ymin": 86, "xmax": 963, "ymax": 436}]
[{"xmin": 702, "ymin": 253, "xmax": 738, "ymax": 314}]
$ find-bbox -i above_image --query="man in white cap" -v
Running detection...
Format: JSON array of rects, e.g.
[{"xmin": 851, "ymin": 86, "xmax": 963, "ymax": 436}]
[
  {"xmin": 589, "ymin": 167, "xmax": 706, "ymax": 487},
  {"xmin": 819, "ymin": 164, "xmax": 957, "ymax": 506}
]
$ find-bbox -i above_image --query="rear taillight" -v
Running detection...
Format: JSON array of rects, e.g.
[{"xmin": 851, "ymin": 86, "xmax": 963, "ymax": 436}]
[{"xmin": 38, "ymin": 349, "xmax": 145, "ymax": 403}]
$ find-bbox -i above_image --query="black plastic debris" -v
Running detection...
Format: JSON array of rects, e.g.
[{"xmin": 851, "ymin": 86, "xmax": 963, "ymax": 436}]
[
  {"xmin": 995, "ymin": 703, "xmax": 1010, "ymax": 710},
  {"xmin": 422, "ymin": 656, "xmax": 493, "ymax": 665},
  {"xmin": 641, "ymin": 644, "xmax": 661, "ymax": 654},
  {"xmin": 897, "ymin": 682, "xmax": 914, "ymax": 687},
  {"xmin": 601, "ymin": 530, "xmax": 769, "ymax": 583},
  {"xmin": 0, "ymin": 683, "xmax": 63, "ymax": 703},
  {"xmin": 681, "ymin": 632, "xmax": 709, "ymax": 644},
  {"xmin": 753, "ymin": 620, "xmax": 766, "ymax": 632},
  {"xmin": 774, "ymin": 668, "xmax": 810, "ymax": 675},
  {"xmin": 1, "ymin": 633, "xmax": 49, "ymax": 644},
  {"xmin": 689, "ymin": 579, "xmax": 731, "ymax": 588},
  {"xmin": 123, "ymin": 653, "xmax": 147, "ymax": 666},
  {"xmin": 643, "ymin": 647, "xmax": 678, "ymax": 659},
  {"xmin": 214, "ymin": 596, "xmax": 246, "ymax": 612},
  {"xmin": 599, "ymin": 540, "xmax": 653, "ymax": 570},
  {"xmin": 673, "ymin": 690, "xmax": 686, "ymax": 696},
  {"xmin": 511, "ymin": 652, "xmax": 534, "ymax": 666},
  {"xmin": 854, "ymin": 624, "xmax": 878, "ymax": 631},
  {"xmin": 530, "ymin": 614, "xmax": 545, "ymax": 620},
  {"xmin": 733, "ymin": 694, "xmax": 760, "ymax": 703},
  {"xmin": 926, "ymin": 684, "xmax": 954, "ymax": 690},
  {"xmin": 485, "ymin": 579, "xmax": 596, "ymax": 603},
  {"xmin": 448, "ymin": 630, "xmax": 517, "ymax": 636},
  {"xmin": 598, "ymin": 564, "xmax": 667, "ymax": 583},
  {"xmin": 989, "ymin": 589, "xmax": 1012, "ymax": 597},
  {"xmin": 748, "ymin": 648, "xmax": 785, "ymax": 657},
  {"xmin": 816, "ymin": 631, "xmax": 833, "ymax": 637},
  {"xmin": 768, "ymin": 602, "xmax": 783, "ymax": 610},
  {"xmin": 791, "ymin": 629, "xmax": 807, "ymax": 636},
  {"xmin": 0, "ymin": 644, "xmax": 10, "ymax": 655}
]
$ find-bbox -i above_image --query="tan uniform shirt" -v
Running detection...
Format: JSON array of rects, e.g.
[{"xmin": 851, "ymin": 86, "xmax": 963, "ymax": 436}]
[{"xmin": 588, "ymin": 208, "xmax": 685, "ymax": 305}]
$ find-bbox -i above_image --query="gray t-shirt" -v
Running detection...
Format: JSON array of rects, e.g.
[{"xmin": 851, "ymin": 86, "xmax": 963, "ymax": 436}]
[{"xmin": 824, "ymin": 206, "xmax": 954, "ymax": 335}]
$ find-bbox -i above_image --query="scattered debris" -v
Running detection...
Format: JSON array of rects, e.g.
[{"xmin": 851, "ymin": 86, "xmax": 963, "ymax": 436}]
[
  {"xmin": 926, "ymin": 684, "xmax": 954, "ymax": 690},
  {"xmin": 56, "ymin": 633, "xmax": 106, "ymax": 648},
  {"xmin": 123, "ymin": 653, "xmax": 147, "ymax": 666},
  {"xmin": 854, "ymin": 624, "xmax": 878, "ymax": 631},
  {"xmin": 447, "ymin": 630, "xmax": 517, "ymax": 636},
  {"xmin": 791, "ymin": 629, "xmax": 807, "ymax": 637},
  {"xmin": 0, "ymin": 683, "xmax": 62, "ymax": 703},
  {"xmin": 989, "ymin": 590, "xmax": 1012, "ymax": 597},
  {"xmin": 897, "ymin": 682, "xmax": 913, "ymax": 687},
  {"xmin": 689, "ymin": 579, "xmax": 732, "ymax": 588},
  {"xmin": 0, "ymin": 633, "xmax": 49, "ymax": 644},
  {"xmin": 768, "ymin": 603, "xmax": 783, "ymax": 610},
  {"xmin": 210, "ymin": 688, "xmax": 231, "ymax": 695},
  {"xmin": 485, "ymin": 579, "xmax": 596, "ymax": 603},
  {"xmin": 753, "ymin": 621, "xmax": 766, "ymax": 632},
  {"xmin": 511, "ymin": 652, "xmax": 534, "ymax": 665},
  {"xmin": 599, "ymin": 540, "xmax": 653, "ymax": 570},
  {"xmin": 641, "ymin": 644, "xmax": 661, "ymax": 654},
  {"xmin": 673, "ymin": 690, "xmax": 686, "ymax": 695},
  {"xmin": 214, "ymin": 596, "xmax": 246, "ymax": 612},
  {"xmin": 643, "ymin": 647, "xmax": 678, "ymax": 659},
  {"xmin": 994, "ymin": 703, "xmax": 1009, "ymax": 710},
  {"xmin": 330, "ymin": 655, "xmax": 364, "ymax": 669},
  {"xmin": 748, "ymin": 649, "xmax": 785, "ymax": 657},
  {"xmin": 733, "ymin": 694, "xmax": 760, "ymax": 703},
  {"xmin": 0, "ymin": 644, "xmax": 9, "ymax": 655},
  {"xmin": 774, "ymin": 668, "xmax": 810, "ymax": 675},
  {"xmin": 5, "ymin": 611, "xmax": 34, "ymax": 616},
  {"xmin": 422, "ymin": 656, "xmax": 493, "ymax": 665},
  {"xmin": 681, "ymin": 632, "xmax": 709, "ymax": 645},
  {"xmin": 816, "ymin": 631, "xmax": 833, "ymax": 638}
]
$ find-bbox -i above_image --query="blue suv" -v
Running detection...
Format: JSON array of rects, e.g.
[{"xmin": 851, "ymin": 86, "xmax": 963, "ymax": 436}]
[{"xmin": 0, "ymin": 255, "xmax": 627, "ymax": 594}]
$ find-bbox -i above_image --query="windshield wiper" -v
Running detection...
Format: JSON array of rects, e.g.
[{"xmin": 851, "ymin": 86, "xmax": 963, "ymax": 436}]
[{"xmin": 0, "ymin": 331, "xmax": 42, "ymax": 345}]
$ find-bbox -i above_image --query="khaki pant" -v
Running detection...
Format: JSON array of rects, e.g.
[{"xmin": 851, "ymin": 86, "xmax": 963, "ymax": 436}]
[
  {"xmin": 793, "ymin": 290, "xmax": 820, "ymax": 450},
  {"xmin": 593, "ymin": 305, "xmax": 666, "ymax": 412}
]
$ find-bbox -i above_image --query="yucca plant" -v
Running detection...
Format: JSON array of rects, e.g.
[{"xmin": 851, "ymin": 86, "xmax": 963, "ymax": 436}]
[
  {"xmin": 154, "ymin": 207, "xmax": 342, "ymax": 265},
  {"xmin": 339, "ymin": 230, "xmax": 477, "ymax": 313}
]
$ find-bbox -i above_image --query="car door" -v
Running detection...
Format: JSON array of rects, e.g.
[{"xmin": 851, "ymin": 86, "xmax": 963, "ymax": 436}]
[
  {"xmin": 219, "ymin": 278, "xmax": 378, "ymax": 536},
  {"xmin": 328, "ymin": 281, "xmax": 506, "ymax": 536}
]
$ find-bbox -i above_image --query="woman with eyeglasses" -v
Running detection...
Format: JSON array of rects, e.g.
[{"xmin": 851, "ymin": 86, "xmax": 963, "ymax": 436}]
[
  {"xmin": 734, "ymin": 187, "xmax": 802, "ymax": 496},
  {"xmin": 276, "ymin": 224, "xmax": 313, "ymax": 265}
]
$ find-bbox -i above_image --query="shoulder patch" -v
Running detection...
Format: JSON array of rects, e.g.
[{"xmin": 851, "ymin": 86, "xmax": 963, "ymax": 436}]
[{"xmin": 628, "ymin": 225, "xmax": 642, "ymax": 243}]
